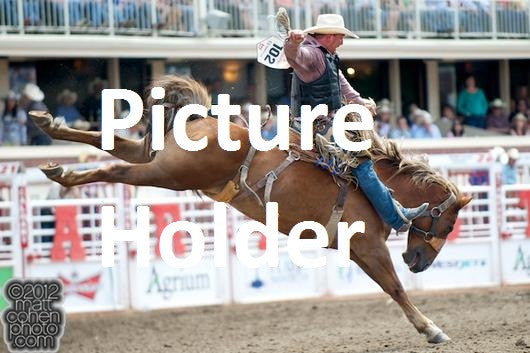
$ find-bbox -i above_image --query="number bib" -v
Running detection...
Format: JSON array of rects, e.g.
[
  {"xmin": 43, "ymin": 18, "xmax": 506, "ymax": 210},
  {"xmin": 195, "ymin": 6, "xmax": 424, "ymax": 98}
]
[{"xmin": 256, "ymin": 35, "xmax": 290, "ymax": 69}]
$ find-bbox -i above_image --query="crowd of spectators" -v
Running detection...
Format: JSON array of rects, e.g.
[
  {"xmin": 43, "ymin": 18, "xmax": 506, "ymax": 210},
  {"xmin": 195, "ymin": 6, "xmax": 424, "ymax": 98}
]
[
  {"xmin": 2, "ymin": 0, "xmax": 197, "ymax": 33},
  {"xmin": 1, "ymin": 0, "xmax": 528, "ymax": 36},
  {"xmin": 0, "ymin": 78, "xmax": 108, "ymax": 146},
  {"xmin": 1, "ymin": 76, "xmax": 528, "ymax": 145},
  {"xmin": 374, "ymin": 79, "xmax": 530, "ymax": 140}
]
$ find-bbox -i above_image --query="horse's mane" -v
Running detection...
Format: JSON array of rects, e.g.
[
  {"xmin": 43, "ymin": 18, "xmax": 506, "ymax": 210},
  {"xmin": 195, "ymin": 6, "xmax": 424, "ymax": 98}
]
[{"xmin": 369, "ymin": 132, "xmax": 460, "ymax": 197}]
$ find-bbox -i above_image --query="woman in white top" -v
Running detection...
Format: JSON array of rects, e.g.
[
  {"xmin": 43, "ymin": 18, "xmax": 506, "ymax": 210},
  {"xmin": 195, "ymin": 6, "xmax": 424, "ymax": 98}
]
[{"xmin": 1, "ymin": 92, "xmax": 27, "ymax": 146}]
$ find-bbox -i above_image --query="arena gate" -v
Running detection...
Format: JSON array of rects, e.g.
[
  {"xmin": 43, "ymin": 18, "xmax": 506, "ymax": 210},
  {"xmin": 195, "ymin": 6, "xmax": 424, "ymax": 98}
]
[
  {"xmin": 1, "ymin": 152, "xmax": 529, "ymax": 312},
  {"xmin": 495, "ymin": 151, "xmax": 530, "ymax": 284},
  {"xmin": 0, "ymin": 163, "xmax": 24, "ymax": 310},
  {"xmin": 20, "ymin": 164, "xmax": 129, "ymax": 313}
]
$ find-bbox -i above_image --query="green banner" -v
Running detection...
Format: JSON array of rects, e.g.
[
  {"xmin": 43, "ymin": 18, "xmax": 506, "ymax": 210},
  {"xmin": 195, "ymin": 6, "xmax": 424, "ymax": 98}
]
[{"xmin": 0, "ymin": 267, "xmax": 14, "ymax": 309}]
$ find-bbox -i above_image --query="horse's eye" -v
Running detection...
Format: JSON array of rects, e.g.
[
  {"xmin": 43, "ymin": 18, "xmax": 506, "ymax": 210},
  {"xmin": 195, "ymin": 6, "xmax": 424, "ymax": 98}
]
[{"xmin": 447, "ymin": 226, "xmax": 453, "ymax": 233}]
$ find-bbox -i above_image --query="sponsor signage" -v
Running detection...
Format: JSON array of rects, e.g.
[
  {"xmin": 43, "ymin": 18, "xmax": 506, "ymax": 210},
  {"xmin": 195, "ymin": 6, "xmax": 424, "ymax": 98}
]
[
  {"xmin": 130, "ymin": 257, "xmax": 226, "ymax": 310},
  {"xmin": 417, "ymin": 243, "xmax": 494, "ymax": 289},
  {"xmin": 327, "ymin": 244, "xmax": 414, "ymax": 295},
  {"xmin": 231, "ymin": 250, "xmax": 325, "ymax": 303},
  {"xmin": 500, "ymin": 239, "xmax": 530, "ymax": 284},
  {"xmin": 0, "ymin": 267, "xmax": 14, "ymax": 310},
  {"xmin": 25, "ymin": 262, "xmax": 122, "ymax": 312}
]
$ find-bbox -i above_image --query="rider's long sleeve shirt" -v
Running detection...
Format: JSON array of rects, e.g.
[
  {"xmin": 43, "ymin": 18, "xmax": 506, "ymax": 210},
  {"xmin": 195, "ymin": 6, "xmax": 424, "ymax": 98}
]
[{"xmin": 284, "ymin": 35, "xmax": 363, "ymax": 104}]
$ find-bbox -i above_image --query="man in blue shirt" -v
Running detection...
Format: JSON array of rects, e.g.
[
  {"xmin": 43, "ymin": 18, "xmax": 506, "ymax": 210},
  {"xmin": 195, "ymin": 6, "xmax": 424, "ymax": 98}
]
[
  {"xmin": 502, "ymin": 148, "xmax": 519, "ymax": 185},
  {"xmin": 411, "ymin": 110, "xmax": 441, "ymax": 139}
]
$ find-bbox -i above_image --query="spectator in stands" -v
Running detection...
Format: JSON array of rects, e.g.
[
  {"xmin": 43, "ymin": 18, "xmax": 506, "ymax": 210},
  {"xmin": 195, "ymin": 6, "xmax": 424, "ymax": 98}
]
[
  {"xmin": 375, "ymin": 104, "xmax": 392, "ymax": 137},
  {"xmin": 23, "ymin": 0, "xmax": 40, "ymax": 26},
  {"xmin": 55, "ymin": 89, "xmax": 85, "ymax": 125},
  {"xmin": 423, "ymin": 0, "xmax": 454, "ymax": 33},
  {"xmin": 456, "ymin": 75, "xmax": 488, "ymax": 128},
  {"xmin": 390, "ymin": 116, "xmax": 411, "ymax": 139},
  {"xmin": 81, "ymin": 78, "xmax": 107, "ymax": 127},
  {"xmin": 19, "ymin": 83, "xmax": 52, "ymax": 145},
  {"xmin": 180, "ymin": 0, "xmax": 196, "ymax": 32},
  {"xmin": 407, "ymin": 103, "xmax": 419, "ymax": 125},
  {"xmin": 501, "ymin": 148, "xmax": 519, "ymax": 185},
  {"xmin": 486, "ymin": 98, "xmax": 510, "ymax": 134},
  {"xmin": 411, "ymin": 110, "xmax": 441, "ymax": 138},
  {"xmin": 381, "ymin": 0, "xmax": 402, "ymax": 35},
  {"xmin": 1, "ymin": 91, "xmax": 27, "ymax": 146},
  {"xmin": 508, "ymin": 98, "xmax": 529, "ymax": 123},
  {"xmin": 438, "ymin": 104, "xmax": 457, "ymax": 136},
  {"xmin": 440, "ymin": 104, "xmax": 457, "ymax": 123},
  {"xmin": 510, "ymin": 113, "xmax": 529, "ymax": 136},
  {"xmin": 446, "ymin": 118, "xmax": 466, "ymax": 137}
]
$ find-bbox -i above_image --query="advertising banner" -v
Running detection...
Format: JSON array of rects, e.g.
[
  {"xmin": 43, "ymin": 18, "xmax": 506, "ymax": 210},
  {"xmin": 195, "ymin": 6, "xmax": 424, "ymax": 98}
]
[
  {"xmin": 327, "ymin": 243, "xmax": 415, "ymax": 296},
  {"xmin": 231, "ymin": 250, "xmax": 326, "ymax": 303},
  {"xmin": 500, "ymin": 239, "xmax": 530, "ymax": 284},
  {"xmin": 0, "ymin": 266, "xmax": 14, "ymax": 309},
  {"xmin": 26, "ymin": 261, "xmax": 125, "ymax": 312},
  {"xmin": 416, "ymin": 242, "xmax": 495, "ymax": 289},
  {"xmin": 130, "ymin": 256, "xmax": 229, "ymax": 310}
]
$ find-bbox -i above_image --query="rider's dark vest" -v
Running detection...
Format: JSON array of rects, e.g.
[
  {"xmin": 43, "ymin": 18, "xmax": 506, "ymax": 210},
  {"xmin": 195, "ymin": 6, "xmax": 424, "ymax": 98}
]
[{"xmin": 291, "ymin": 46, "xmax": 342, "ymax": 117}]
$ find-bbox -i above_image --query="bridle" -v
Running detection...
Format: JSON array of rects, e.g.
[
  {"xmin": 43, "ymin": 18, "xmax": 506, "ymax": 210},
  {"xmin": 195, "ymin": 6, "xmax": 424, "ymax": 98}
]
[{"xmin": 408, "ymin": 193, "xmax": 457, "ymax": 252}]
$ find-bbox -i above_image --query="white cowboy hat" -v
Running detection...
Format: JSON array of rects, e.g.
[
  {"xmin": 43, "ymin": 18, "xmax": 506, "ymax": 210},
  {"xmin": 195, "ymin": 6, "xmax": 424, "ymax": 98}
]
[
  {"xmin": 57, "ymin": 89, "xmax": 78, "ymax": 104},
  {"xmin": 490, "ymin": 98, "xmax": 504, "ymax": 108},
  {"xmin": 513, "ymin": 113, "xmax": 528, "ymax": 122},
  {"xmin": 88, "ymin": 77, "xmax": 108, "ymax": 94},
  {"xmin": 5, "ymin": 91, "xmax": 19, "ymax": 100},
  {"xmin": 377, "ymin": 105, "xmax": 391, "ymax": 114},
  {"xmin": 303, "ymin": 14, "xmax": 359, "ymax": 38},
  {"xmin": 422, "ymin": 111, "xmax": 433, "ymax": 124},
  {"xmin": 507, "ymin": 148, "xmax": 519, "ymax": 160},
  {"xmin": 22, "ymin": 83, "xmax": 44, "ymax": 102}
]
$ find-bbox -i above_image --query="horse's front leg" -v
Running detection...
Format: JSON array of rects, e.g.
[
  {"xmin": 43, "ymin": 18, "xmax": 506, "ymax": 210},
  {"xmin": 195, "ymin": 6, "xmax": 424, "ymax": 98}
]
[
  {"xmin": 350, "ymin": 243, "xmax": 450, "ymax": 344},
  {"xmin": 29, "ymin": 111, "xmax": 152, "ymax": 163}
]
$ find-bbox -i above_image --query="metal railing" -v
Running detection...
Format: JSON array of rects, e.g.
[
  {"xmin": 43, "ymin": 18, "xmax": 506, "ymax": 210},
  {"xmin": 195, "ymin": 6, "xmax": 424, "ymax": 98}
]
[{"xmin": 0, "ymin": 0, "xmax": 528, "ymax": 38}]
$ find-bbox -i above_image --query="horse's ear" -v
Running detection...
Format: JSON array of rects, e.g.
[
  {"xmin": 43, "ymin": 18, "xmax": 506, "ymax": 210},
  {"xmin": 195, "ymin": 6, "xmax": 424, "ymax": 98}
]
[{"xmin": 457, "ymin": 195, "xmax": 473, "ymax": 209}]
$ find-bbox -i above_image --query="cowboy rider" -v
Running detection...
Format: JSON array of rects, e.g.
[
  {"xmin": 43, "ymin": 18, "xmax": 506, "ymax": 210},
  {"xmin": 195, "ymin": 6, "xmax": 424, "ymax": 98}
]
[{"xmin": 284, "ymin": 14, "xmax": 428, "ymax": 232}]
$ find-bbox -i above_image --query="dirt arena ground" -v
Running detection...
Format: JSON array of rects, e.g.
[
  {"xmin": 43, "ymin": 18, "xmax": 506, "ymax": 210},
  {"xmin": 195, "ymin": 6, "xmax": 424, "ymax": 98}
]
[{"xmin": 50, "ymin": 286, "xmax": 530, "ymax": 353}]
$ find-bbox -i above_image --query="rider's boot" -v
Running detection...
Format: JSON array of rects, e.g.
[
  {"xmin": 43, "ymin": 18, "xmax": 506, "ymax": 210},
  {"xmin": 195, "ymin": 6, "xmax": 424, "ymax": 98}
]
[{"xmin": 351, "ymin": 159, "xmax": 429, "ymax": 232}]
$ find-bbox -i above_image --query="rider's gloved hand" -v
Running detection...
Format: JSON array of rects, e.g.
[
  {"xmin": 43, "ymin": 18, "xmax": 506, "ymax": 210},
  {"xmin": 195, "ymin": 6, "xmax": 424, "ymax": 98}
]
[
  {"xmin": 352, "ymin": 97, "xmax": 377, "ymax": 116},
  {"xmin": 287, "ymin": 30, "xmax": 305, "ymax": 46}
]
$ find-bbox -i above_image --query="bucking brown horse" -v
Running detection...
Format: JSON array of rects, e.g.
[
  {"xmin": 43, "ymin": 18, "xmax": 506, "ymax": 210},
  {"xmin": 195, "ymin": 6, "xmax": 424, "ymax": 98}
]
[{"xmin": 29, "ymin": 75, "xmax": 471, "ymax": 344}]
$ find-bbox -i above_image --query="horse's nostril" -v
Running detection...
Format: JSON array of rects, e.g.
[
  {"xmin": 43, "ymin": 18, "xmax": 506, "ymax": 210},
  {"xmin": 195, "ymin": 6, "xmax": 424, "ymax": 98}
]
[{"xmin": 402, "ymin": 251, "xmax": 414, "ymax": 264}]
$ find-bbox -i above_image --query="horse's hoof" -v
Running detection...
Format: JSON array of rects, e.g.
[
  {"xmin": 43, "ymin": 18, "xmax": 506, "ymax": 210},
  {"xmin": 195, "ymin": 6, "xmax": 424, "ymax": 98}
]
[
  {"xmin": 39, "ymin": 162, "xmax": 64, "ymax": 178},
  {"xmin": 428, "ymin": 332, "xmax": 451, "ymax": 344},
  {"xmin": 29, "ymin": 111, "xmax": 53, "ymax": 128}
]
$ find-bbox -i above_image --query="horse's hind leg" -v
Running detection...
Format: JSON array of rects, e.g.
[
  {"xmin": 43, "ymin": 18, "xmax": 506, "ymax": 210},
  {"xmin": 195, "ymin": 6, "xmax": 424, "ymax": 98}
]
[
  {"xmin": 350, "ymin": 245, "xmax": 450, "ymax": 344},
  {"xmin": 29, "ymin": 111, "xmax": 152, "ymax": 163},
  {"xmin": 40, "ymin": 162, "xmax": 178, "ymax": 190}
]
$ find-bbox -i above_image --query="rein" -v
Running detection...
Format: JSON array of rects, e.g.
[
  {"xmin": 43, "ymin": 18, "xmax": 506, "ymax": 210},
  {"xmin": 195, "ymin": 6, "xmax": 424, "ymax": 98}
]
[{"xmin": 409, "ymin": 193, "xmax": 456, "ymax": 252}]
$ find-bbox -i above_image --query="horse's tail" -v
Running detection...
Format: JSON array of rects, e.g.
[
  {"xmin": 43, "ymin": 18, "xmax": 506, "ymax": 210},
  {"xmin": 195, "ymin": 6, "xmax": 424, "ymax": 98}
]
[
  {"xmin": 140, "ymin": 75, "xmax": 211, "ymax": 159},
  {"xmin": 143, "ymin": 75, "xmax": 212, "ymax": 135}
]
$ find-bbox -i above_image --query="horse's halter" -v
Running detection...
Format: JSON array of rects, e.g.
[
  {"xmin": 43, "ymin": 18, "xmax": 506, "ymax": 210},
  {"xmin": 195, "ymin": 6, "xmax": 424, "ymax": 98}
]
[{"xmin": 408, "ymin": 193, "xmax": 457, "ymax": 253}]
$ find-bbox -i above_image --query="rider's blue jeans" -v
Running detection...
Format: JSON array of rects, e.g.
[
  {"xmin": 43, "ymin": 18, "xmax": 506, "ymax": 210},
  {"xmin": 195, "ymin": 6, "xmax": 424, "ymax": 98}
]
[
  {"xmin": 292, "ymin": 119, "xmax": 404, "ymax": 230},
  {"xmin": 351, "ymin": 159, "xmax": 404, "ymax": 230}
]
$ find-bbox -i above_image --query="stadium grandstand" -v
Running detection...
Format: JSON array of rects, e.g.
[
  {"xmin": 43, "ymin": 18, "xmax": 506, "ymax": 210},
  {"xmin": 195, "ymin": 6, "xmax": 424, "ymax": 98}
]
[{"xmin": 0, "ymin": 0, "xmax": 528, "ymax": 146}]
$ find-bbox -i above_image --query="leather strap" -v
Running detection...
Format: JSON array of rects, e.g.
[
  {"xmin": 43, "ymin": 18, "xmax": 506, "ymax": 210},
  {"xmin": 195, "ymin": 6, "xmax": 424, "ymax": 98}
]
[
  {"xmin": 238, "ymin": 146, "xmax": 263, "ymax": 206},
  {"xmin": 264, "ymin": 171, "xmax": 278, "ymax": 203},
  {"xmin": 233, "ymin": 150, "xmax": 300, "ymax": 205},
  {"xmin": 325, "ymin": 182, "xmax": 349, "ymax": 247}
]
